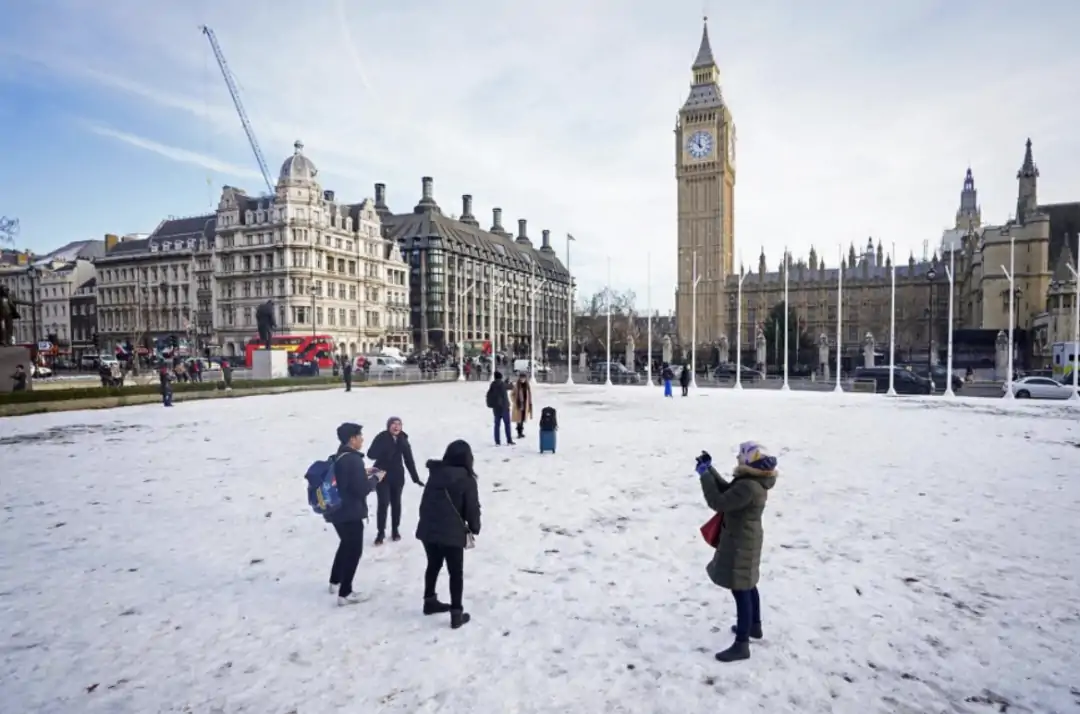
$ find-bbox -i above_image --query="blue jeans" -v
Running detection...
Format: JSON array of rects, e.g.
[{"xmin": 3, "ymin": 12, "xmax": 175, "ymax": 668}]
[
  {"xmin": 663, "ymin": 379, "xmax": 672, "ymax": 397},
  {"xmin": 162, "ymin": 389, "xmax": 173, "ymax": 407},
  {"xmin": 732, "ymin": 587, "xmax": 761, "ymax": 642},
  {"xmin": 493, "ymin": 410, "xmax": 512, "ymax": 444}
]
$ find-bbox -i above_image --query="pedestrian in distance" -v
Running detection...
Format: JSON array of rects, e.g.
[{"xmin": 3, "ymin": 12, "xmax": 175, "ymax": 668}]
[
  {"xmin": 661, "ymin": 364, "xmax": 675, "ymax": 398},
  {"xmin": 680, "ymin": 364, "xmax": 691, "ymax": 397},
  {"xmin": 342, "ymin": 356, "xmax": 353, "ymax": 392},
  {"xmin": 485, "ymin": 371, "xmax": 514, "ymax": 445},
  {"xmin": 159, "ymin": 365, "xmax": 174, "ymax": 407},
  {"xmin": 697, "ymin": 442, "xmax": 778, "ymax": 662},
  {"xmin": 510, "ymin": 372, "xmax": 533, "ymax": 440},
  {"xmin": 327, "ymin": 422, "xmax": 385, "ymax": 605},
  {"xmin": 415, "ymin": 439, "xmax": 481, "ymax": 629},
  {"xmin": 366, "ymin": 417, "xmax": 423, "ymax": 545}
]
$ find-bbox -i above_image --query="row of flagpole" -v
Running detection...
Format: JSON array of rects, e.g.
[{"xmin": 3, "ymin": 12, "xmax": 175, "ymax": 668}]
[{"xmin": 469, "ymin": 232, "xmax": 1079, "ymax": 401}]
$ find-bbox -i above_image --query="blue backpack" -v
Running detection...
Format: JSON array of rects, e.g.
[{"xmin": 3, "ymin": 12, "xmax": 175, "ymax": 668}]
[{"xmin": 305, "ymin": 455, "xmax": 343, "ymax": 517}]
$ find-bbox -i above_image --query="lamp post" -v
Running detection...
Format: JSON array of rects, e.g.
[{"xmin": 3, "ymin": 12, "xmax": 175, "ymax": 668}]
[
  {"xmin": 1068, "ymin": 236, "xmax": 1079, "ymax": 399},
  {"xmin": 834, "ymin": 246, "xmax": 843, "ymax": 393},
  {"xmin": 309, "ymin": 283, "xmax": 317, "ymax": 339},
  {"xmin": 530, "ymin": 267, "xmax": 547, "ymax": 386},
  {"xmin": 605, "ymin": 257, "xmax": 612, "ymax": 386},
  {"xmin": 781, "ymin": 247, "xmax": 790, "ymax": 391},
  {"xmin": 944, "ymin": 249, "xmax": 956, "ymax": 397},
  {"xmin": 457, "ymin": 281, "xmax": 475, "ymax": 382},
  {"xmin": 646, "ymin": 252, "xmax": 653, "ymax": 387},
  {"xmin": 690, "ymin": 251, "xmax": 702, "ymax": 388},
  {"xmin": 1002, "ymin": 233, "xmax": 1016, "ymax": 399},
  {"xmin": 887, "ymin": 243, "xmax": 897, "ymax": 396},
  {"xmin": 735, "ymin": 268, "xmax": 747, "ymax": 390},
  {"xmin": 926, "ymin": 264, "xmax": 937, "ymax": 379},
  {"xmin": 26, "ymin": 264, "xmax": 39, "ymax": 344},
  {"xmin": 566, "ymin": 235, "xmax": 575, "ymax": 385},
  {"xmin": 492, "ymin": 276, "xmax": 506, "ymax": 362}
]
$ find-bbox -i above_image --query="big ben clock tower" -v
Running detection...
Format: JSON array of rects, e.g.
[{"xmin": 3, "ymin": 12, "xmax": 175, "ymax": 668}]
[{"xmin": 675, "ymin": 18, "xmax": 736, "ymax": 349}]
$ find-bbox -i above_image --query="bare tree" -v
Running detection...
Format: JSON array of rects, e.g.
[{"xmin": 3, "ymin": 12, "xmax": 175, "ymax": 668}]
[
  {"xmin": 0, "ymin": 216, "xmax": 19, "ymax": 247},
  {"xmin": 575, "ymin": 288, "xmax": 637, "ymax": 354}
]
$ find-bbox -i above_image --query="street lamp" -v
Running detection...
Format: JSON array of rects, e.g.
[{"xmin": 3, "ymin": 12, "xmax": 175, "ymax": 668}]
[
  {"xmin": 566, "ymin": 234, "xmax": 575, "ymax": 384},
  {"xmin": 926, "ymin": 264, "xmax": 938, "ymax": 374},
  {"xmin": 944, "ymin": 249, "xmax": 956, "ymax": 398},
  {"xmin": 1068, "ymin": 250, "xmax": 1080, "ymax": 400},
  {"xmin": 529, "ymin": 266, "xmax": 548, "ymax": 386},
  {"xmin": 309, "ymin": 283, "xmax": 317, "ymax": 339},
  {"xmin": 690, "ymin": 251, "xmax": 702, "ymax": 388},
  {"xmin": 781, "ymin": 247, "xmax": 790, "ymax": 391},
  {"xmin": 887, "ymin": 243, "xmax": 897, "ymax": 396},
  {"xmin": 605, "ymin": 257, "xmax": 613, "ymax": 386},
  {"xmin": 1002, "ymin": 233, "xmax": 1016, "ymax": 399},
  {"xmin": 735, "ymin": 267, "xmax": 747, "ymax": 390},
  {"xmin": 25, "ymin": 264, "xmax": 39, "ymax": 344},
  {"xmin": 834, "ymin": 245, "xmax": 843, "ymax": 393},
  {"xmin": 646, "ymin": 252, "xmax": 653, "ymax": 387},
  {"xmin": 457, "ymin": 280, "xmax": 475, "ymax": 383}
]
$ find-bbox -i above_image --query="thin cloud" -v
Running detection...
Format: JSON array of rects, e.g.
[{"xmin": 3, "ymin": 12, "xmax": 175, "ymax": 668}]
[
  {"xmin": 9, "ymin": 0, "xmax": 1080, "ymax": 307},
  {"xmin": 81, "ymin": 122, "xmax": 263, "ymax": 180}
]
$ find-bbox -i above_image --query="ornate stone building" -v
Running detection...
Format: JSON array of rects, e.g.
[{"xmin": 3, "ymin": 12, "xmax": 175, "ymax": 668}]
[
  {"xmin": 675, "ymin": 19, "xmax": 736, "ymax": 346},
  {"xmin": 378, "ymin": 177, "xmax": 572, "ymax": 355},
  {"xmin": 212, "ymin": 141, "xmax": 411, "ymax": 358}
]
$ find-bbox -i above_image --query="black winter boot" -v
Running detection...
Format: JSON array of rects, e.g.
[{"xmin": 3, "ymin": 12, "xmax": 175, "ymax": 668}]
[
  {"xmin": 450, "ymin": 608, "xmax": 471, "ymax": 629},
  {"xmin": 374, "ymin": 533, "xmax": 385, "ymax": 546},
  {"xmin": 423, "ymin": 596, "xmax": 452, "ymax": 615},
  {"xmin": 715, "ymin": 640, "xmax": 751, "ymax": 662},
  {"xmin": 391, "ymin": 531, "xmax": 402, "ymax": 542},
  {"xmin": 730, "ymin": 623, "xmax": 764, "ymax": 640}
]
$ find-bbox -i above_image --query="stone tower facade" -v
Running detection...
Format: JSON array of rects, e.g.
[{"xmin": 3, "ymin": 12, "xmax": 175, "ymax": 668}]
[{"xmin": 675, "ymin": 18, "xmax": 736, "ymax": 347}]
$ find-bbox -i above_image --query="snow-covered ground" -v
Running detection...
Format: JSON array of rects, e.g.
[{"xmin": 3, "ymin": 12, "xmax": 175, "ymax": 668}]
[{"xmin": 2, "ymin": 386, "xmax": 1079, "ymax": 714}]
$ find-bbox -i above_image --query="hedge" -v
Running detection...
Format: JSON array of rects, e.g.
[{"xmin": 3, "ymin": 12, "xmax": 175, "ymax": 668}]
[{"xmin": 0, "ymin": 376, "xmax": 342, "ymax": 405}]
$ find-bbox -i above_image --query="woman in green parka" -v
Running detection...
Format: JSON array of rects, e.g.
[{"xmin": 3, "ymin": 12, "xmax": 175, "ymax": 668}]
[{"xmin": 697, "ymin": 441, "xmax": 778, "ymax": 663}]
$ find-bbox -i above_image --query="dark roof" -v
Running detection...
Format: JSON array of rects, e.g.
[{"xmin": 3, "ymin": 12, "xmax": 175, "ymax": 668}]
[
  {"xmin": 692, "ymin": 20, "xmax": 716, "ymax": 69},
  {"xmin": 380, "ymin": 190, "xmax": 569, "ymax": 283},
  {"xmin": 1040, "ymin": 201, "xmax": 1080, "ymax": 269},
  {"xmin": 101, "ymin": 215, "xmax": 216, "ymax": 261},
  {"xmin": 38, "ymin": 239, "xmax": 105, "ymax": 263}
]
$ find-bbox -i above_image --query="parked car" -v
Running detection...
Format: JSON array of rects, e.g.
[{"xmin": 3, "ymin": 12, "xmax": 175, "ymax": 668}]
[
  {"xmin": 80, "ymin": 354, "xmax": 101, "ymax": 370},
  {"xmin": 713, "ymin": 364, "xmax": 765, "ymax": 382},
  {"xmin": 1003, "ymin": 376, "xmax": 1077, "ymax": 400},
  {"xmin": 588, "ymin": 362, "xmax": 640, "ymax": 384},
  {"xmin": 513, "ymin": 359, "xmax": 549, "ymax": 377},
  {"xmin": 32, "ymin": 365, "xmax": 53, "ymax": 378},
  {"xmin": 853, "ymin": 366, "xmax": 934, "ymax": 395},
  {"xmin": 902, "ymin": 364, "xmax": 964, "ymax": 393}
]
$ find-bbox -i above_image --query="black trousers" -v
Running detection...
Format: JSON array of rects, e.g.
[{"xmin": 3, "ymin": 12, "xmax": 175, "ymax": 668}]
[
  {"xmin": 681, "ymin": 384, "xmax": 689, "ymax": 396},
  {"xmin": 343, "ymin": 372, "xmax": 352, "ymax": 391},
  {"xmin": 329, "ymin": 520, "xmax": 365, "ymax": 597},
  {"xmin": 423, "ymin": 541, "xmax": 464, "ymax": 609},
  {"xmin": 732, "ymin": 587, "xmax": 762, "ymax": 642},
  {"xmin": 376, "ymin": 476, "xmax": 404, "ymax": 535}
]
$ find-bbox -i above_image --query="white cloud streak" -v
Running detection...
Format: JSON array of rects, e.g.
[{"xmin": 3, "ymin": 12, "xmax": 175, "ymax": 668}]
[
  {"xmin": 81, "ymin": 122, "xmax": 263, "ymax": 180},
  {"xmin": 5, "ymin": 0, "xmax": 1080, "ymax": 308}
]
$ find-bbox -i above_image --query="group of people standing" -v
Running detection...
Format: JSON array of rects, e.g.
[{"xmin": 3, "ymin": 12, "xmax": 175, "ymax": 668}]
[
  {"xmin": 484, "ymin": 370, "xmax": 533, "ymax": 445},
  {"xmin": 660, "ymin": 363, "xmax": 692, "ymax": 397},
  {"xmin": 324, "ymin": 419, "xmax": 482, "ymax": 629}
]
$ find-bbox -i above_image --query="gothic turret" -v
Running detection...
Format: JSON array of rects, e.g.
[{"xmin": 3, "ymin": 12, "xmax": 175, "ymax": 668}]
[
  {"xmin": 682, "ymin": 17, "xmax": 724, "ymax": 110},
  {"xmin": 1016, "ymin": 138, "xmax": 1039, "ymax": 223},
  {"xmin": 956, "ymin": 168, "xmax": 981, "ymax": 230}
]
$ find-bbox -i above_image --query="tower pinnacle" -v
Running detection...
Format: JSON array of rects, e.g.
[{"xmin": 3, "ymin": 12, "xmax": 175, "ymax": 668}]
[{"xmin": 693, "ymin": 17, "xmax": 716, "ymax": 70}]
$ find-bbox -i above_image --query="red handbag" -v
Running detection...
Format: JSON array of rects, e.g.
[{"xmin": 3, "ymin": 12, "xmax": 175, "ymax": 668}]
[{"xmin": 700, "ymin": 513, "xmax": 724, "ymax": 547}]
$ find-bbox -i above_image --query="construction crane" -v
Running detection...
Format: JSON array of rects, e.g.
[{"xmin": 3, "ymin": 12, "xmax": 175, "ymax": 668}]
[{"xmin": 199, "ymin": 25, "xmax": 275, "ymax": 194}]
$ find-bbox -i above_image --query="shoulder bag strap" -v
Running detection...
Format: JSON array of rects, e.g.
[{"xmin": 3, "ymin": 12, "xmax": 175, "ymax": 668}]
[{"xmin": 443, "ymin": 489, "xmax": 471, "ymax": 534}]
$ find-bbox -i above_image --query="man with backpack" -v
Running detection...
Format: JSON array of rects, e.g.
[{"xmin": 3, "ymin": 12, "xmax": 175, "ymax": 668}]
[
  {"xmin": 366, "ymin": 416, "xmax": 423, "ymax": 545},
  {"xmin": 485, "ymin": 371, "xmax": 514, "ymax": 446},
  {"xmin": 322, "ymin": 422, "xmax": 385, "ymax": 605}
]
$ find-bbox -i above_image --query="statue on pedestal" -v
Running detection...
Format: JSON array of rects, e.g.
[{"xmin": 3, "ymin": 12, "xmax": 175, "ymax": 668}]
[
  {"xmin": 754, "ymin": 326, "xmax": 767, "ymax": 370},
  {"xmin": 625, "ymin": 335, "xmax": 635, "ymax": 369},
  {"xmin": 255, "ymin": 300, "xmax": 276, "ymax": 349},
  {"xmin": 662, "ymin": 335, "xmax": 673, "ymax": 365},
  {"xmin": 0, "ymin": 286, "xmax": 24, "ymax": 346},
  {"xmin": 818, "ymin": 333, "xmax": 830, "ymax": 380},
  {"xmin": 718, "ymin": 334, "xmax": 730, "ymax": 365},
  {"xmin": 994, "ymin": 330, "xmax": 1010, "ymax": 379},
  {"xmin": 862, "ymin": 332, "xmax": 876, "ymax": 368}
]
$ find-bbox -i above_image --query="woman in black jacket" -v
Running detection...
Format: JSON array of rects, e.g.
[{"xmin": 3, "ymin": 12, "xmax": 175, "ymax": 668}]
[{"xmin": 415, "ymin": 439, "xmax": 482, "ymax": 628}]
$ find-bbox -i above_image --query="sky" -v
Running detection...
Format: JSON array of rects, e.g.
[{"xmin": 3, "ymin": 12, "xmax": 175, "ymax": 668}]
[{"xmin": 2, "ymin": 0, "xmax": 1079, "ymax": 312}]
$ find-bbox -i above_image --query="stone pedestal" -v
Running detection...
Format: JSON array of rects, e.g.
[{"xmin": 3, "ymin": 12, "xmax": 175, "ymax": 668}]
[
  {"xmin": 0, "ymin": 346, "xmax": 33, "ymax": 393},
  {"xmin": 994, "ymin": 330, "xmax": 1009, "ymax": 380},
  {"xmin": 252, "ymin": 349, "xmax": 288, "ymax": 380}
]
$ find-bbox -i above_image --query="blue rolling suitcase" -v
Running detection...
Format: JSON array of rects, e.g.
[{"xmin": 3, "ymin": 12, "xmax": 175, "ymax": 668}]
[{"xmin": 539, "ymin": 406, "xmax": 557, "ymax": 453}]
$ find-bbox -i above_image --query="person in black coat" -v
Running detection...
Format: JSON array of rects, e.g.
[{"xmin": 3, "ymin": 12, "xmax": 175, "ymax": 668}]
[
  {"xmin": 415, "ymin": 439, "xmax": 482, "ymax": 629},
  {"xmin": 366, "ymin": 416, "xmax": 423, "ymax": 545},
  {"xmin": 485, "ymin": 371, "xmax": 514, "ymax": 446},
  {"xmin": 342, "ymin": 356, "xmax": 353, "ymax": 392},
  {"xmin": 680, "ymin": 364, "xmax": 691, "ymax": 396},
  {"xmin": 328, "ymin": 422, "xmax": 385, "ymax": 605}
]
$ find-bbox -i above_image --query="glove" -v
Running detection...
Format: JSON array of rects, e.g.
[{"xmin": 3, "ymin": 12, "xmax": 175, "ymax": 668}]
[{"xmin": 694, "ymin": 450, "xmax": 713, "ymax": 475}]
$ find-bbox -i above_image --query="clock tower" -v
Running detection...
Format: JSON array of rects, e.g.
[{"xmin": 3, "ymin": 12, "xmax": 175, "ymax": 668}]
[{"xmin": 675, "ymin": 18, "xmax": 736, "ymax": 349}]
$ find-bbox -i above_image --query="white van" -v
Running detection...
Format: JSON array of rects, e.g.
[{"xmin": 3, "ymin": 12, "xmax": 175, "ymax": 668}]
[{"xmin": 512, "ymin": 359, "xmax": 548, "ymax": 376}]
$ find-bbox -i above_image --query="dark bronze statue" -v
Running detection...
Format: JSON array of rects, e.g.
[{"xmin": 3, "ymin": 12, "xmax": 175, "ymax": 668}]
[
  {"xmin": 255, "ymin": 300, "xmax": 276, "ymax": 349},
  {"xmin": 0, "ymin": 285, "xmax": 24, "ymax": 346}
]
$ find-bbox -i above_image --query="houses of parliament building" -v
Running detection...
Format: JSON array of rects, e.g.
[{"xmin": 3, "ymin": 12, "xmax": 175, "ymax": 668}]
[{"xmin": 674, "ymin": 20, "xmax": 1079, "ymax": 369}]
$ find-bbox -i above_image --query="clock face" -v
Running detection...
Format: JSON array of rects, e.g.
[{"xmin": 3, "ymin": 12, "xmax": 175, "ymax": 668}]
[{"xmin": 686, "ymin": 130, "xmax": 713, "ymax": 159}]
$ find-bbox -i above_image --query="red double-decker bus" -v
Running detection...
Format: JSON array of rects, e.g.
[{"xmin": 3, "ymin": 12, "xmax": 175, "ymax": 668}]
[{"xmin": 244, "ymin": 334, "xmax": 336, "ymax": 369}]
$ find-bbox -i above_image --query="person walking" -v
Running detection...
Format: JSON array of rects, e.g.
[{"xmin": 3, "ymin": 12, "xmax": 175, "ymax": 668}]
[
  {"xmin": 485, "ymin": 371, "xmax": 514, "ymax": 445},
  {"xmin": 367, "ymin": 416, "xmax": 423, "ymax": 545},
  {"xmin": 680, "ymin": 364, "xmax": 691, "ymax": 397},
  {"xmin": 510, "ymin": 372, "xmax": 533, "ymax": 440},
  {"xmin": 342, "ymin": 355, "xmax": 353, "ymax": 392},
  {"xmin": 159, "ymin": 365, "xmax": 174, "ymax": 407},
  {"xmin": 415, "ymin": 439, "xmax": 481, "ymax": 629},
  {"xmin": 697, "ymin": 442, "xmax": 778, "ymax": 662},
  {"xmin": 328, "ymin": 422, "xmax": 385, "ymax": 605},
  {"xmin": 661, "ymin": 364, "xmax": 674, "ymax": 398}
]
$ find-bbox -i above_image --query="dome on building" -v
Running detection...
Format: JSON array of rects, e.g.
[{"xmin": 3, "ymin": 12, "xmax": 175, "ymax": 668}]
[{"xmin": 278, "ymin": 140, "xmax": 318, "ymax": 183}]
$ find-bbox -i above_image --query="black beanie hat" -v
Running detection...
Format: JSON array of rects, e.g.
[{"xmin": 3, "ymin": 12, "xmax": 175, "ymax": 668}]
[
  {"xmin": 494, "ymin": 371, "xmax": 503, "ymax": 380},
  {"xmin": 337, "ymin": 422, "xmax": 362, "ymax": 443}
]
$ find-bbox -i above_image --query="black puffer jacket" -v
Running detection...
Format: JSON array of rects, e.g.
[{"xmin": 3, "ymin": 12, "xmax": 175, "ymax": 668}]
[
  {"xmin": 415, "ymin": 441, "xmax": 481, "ymax": 548},
  {"xmin": 331, "ymin": 445, "xmax": 376, "ymax": 523},
  {"xmin": 486, "ymin": 378, "xmax": 510, "ymax": 413}
]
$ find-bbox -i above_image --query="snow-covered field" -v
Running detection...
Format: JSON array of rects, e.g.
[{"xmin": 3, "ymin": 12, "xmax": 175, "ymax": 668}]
[{"xmin": 2, "ymin": 385, "xmax": 1079, "ymax": 714}]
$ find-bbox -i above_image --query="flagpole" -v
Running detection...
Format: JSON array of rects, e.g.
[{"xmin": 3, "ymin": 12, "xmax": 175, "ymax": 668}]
[{"xmin": 566, "ymin": 234, "xmax": 575, "ymax": 384}]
